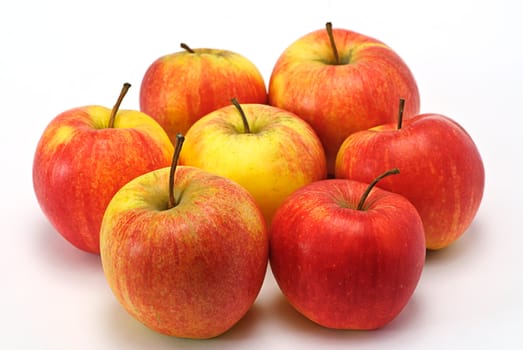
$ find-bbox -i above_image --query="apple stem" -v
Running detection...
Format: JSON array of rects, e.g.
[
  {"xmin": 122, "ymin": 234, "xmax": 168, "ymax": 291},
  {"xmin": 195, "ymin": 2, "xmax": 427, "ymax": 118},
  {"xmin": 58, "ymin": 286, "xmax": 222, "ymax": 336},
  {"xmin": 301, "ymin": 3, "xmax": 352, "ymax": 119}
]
[
  {"xmin": 325, "ymin": 22, "xmax": 340, "ymax": 65},
  {"xmin": 168, "ymin": 133, "xmax": 185, "ymax": 209},
  {"xmin": 231, "ymin": 98, "xmax": 251, "ymax": 133},
  {"xmin": 397, "ymin": 98, "xmax": 406, "ymax": 130},
  {"xmin": 108, "ymin": 83, "xmax": 131, "ymax": 129},
  {"xmin": 356, "ymin": 168, "xmax": 400, "ymax": 210},
  {"xmin": 180, "ymin": 43, "xmax": 195, "ymax": 53}
]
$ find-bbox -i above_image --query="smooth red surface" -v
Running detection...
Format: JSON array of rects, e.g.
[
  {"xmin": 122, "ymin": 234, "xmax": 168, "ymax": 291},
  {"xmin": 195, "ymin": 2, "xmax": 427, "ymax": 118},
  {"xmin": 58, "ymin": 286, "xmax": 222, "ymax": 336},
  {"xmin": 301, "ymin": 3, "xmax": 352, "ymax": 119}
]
[
  {"xmin": 269, "ymin": 179, "xmax": 425, "ymax": 330},
  {"xmin": 335, "ymin": 114, "xmax": 485, "ymax": 249}
]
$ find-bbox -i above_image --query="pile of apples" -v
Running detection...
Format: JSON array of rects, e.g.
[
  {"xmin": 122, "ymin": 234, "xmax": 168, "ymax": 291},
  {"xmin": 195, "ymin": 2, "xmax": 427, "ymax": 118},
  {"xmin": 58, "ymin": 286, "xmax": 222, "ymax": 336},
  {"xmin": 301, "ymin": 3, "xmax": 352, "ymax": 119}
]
[{"xmin": 32, "ymin": 23, "xmax": 485, "ymax": 339}]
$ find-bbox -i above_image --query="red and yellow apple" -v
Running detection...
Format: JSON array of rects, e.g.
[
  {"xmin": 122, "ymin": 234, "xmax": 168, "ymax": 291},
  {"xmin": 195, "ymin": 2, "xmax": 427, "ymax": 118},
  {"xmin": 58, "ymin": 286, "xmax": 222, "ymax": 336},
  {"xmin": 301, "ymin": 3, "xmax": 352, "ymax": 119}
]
[
  {"xmin": 335, "ymin": 112, "xmax": 485, "ymax": 250},
  {"xmin": 268, "ymin": 22, "xmax": 420, "ymax": 174},
  {"xmin": 140, "ymin": 43, "xmax": 267, "ymax": 143},
  {"xmin": 100, "ymin": 137, "xmax": 268, "ymax": 339},
  {"xmin": 33, "ymin": 83, "xmax": 174, "ymax": 254},
  {"xmin": 178, "ymin": 100, "xmax": 327, "ymax": 224},
  {"xmin": 269, "ymin": 169, "xmax": 426, "ymax": 330}
]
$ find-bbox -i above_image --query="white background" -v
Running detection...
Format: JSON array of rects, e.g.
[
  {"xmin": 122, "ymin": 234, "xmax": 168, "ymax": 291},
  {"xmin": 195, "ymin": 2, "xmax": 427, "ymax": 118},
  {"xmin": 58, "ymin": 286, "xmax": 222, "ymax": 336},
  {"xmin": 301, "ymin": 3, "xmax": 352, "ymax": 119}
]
[{"xmin": 1, "ymin": 0, "xmax": 522, "ymax": 349}]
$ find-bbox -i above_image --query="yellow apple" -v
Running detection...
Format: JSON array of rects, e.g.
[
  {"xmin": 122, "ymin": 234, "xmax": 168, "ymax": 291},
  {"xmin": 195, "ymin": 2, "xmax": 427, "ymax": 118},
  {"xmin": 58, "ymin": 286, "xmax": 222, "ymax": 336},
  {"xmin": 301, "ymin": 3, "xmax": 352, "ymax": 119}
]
[{"xmin": 179, "ymin": 101, "xmax": 327, "ymax": 224}]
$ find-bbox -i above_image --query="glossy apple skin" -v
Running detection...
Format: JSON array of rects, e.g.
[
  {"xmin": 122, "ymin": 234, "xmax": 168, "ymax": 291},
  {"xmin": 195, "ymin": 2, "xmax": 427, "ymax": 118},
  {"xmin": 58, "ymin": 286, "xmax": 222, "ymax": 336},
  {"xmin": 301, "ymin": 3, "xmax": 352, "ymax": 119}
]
[
  {"xmin": 33, "ymin": 106, "xmax": 174, "ymax": 253},
  {"xmin": 100, "ymin": 166, "xmax": 269, "ymax": 339},
  {"xmin": 140, "ymin": 48, "xmax": 267, "ymax": 143},
  {"xmin": 268, "ymin": 27, "xmax": 420, "ymax": 174},
  {"xmin": 178, "ymin": 103, "xmax": 327, "ymax": 224},
  {"xmin": 269, "ymin": 179, "xmax": 425, "ymax": 330},
  {"xmin": 335, "ymin": 114, "xmax": 485, "ymax": 250}
]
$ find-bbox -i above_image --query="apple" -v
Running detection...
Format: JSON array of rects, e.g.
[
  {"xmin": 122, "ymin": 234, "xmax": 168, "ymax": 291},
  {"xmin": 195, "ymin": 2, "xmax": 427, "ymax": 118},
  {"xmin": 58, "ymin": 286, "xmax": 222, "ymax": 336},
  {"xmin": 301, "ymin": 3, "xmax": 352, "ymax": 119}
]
[
  {"xmin": 100, "ymin": 135, "xmax": 269, "ymax": 339},
  {"xmin": 139, "ymin": 43, "xmax": 267, "ymax": 143},
  {"xmin": 33, "ymin": 83, "xmax": 174, "ymax": 254},
  {"xmin": 178, "ymin": 99, "xmax": 327, "ymax": 224},
  {"xmin": 335, "ymin": 102, "xmax": 485, "ymax": 249},
  {"xmin": 268, "ymin": 22, "xmax": 420, "ymax": 174},
  {"xmin": 269, "ymin": 169, "xmax": 426, "ymax": 330}
]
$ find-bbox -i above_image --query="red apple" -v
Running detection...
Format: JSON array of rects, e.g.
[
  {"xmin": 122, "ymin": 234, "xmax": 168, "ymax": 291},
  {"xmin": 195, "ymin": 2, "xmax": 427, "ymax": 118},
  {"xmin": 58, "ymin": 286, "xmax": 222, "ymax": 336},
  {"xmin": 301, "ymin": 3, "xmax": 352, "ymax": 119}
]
[
  {"xmin": 33, "ymin": 83, "xmax": 174, "ymax": 254},
  {"xmin": 335, "ymin": 106, "xmax": 485, "ymax": 250},
  {"xmin": 268, "ymin": 22, "xmax": 420, "ymax": 174},
  {"xmin": 140, "ymin": 43, "xmax": 267, "ymax": 143},
  {"xmin": 269, "ymin": 169, "xmax": 426, "ymax": 330},
  {"xmin": 100, "ymin": 135, "xmax": 268, "ymax": 339},
  {"xmin": 179, "ymin": 99, "xmax": 327, "ymax": 224}
]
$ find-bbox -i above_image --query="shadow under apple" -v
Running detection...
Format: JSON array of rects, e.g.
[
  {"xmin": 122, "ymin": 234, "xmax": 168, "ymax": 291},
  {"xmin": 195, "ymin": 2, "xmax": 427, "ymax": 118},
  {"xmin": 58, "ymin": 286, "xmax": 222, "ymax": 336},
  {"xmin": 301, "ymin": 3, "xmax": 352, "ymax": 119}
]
[
  {"xmin": 102, "ymin": 295, "xmax": 267, "ymax": 348},
  {"xmin": 262, "ymin": 291, "xmax": 424, "ymax": 344},
  {"xmin": 425, "ymin": 216, "xmax": 487, "ymax": 267},
  {"xmin": 33, "ymin": 215, "xmax": 101, "ymax": 274}
]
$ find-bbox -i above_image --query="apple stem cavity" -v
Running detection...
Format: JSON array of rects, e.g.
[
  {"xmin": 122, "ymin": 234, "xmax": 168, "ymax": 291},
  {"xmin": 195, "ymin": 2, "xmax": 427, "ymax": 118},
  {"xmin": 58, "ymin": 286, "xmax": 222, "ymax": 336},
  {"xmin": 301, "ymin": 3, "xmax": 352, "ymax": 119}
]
[
  {"xmin": 168, "ymin": 133, "xmax": 185, "ymax": 209},
  {"xmin": 180, "ymin": 43, "xmax": 195, "ymax": 53},
  {"xmin": 231, "ymin": 98, "xmax": 251, "ymax": 133},
  {"xmin": 108, "ymin": 82, "xmax": 131, "ymax": 129},
  {"xmin": 357, "ymin": 168, "xmax": 400, "ymax": 211},
  {"xmin": 397, "ymin": 98, "xmax": 406, "ymax": 130},
  {"xmin": 326, "ymin": 22, "xmax": 340, "ymax": 65}
]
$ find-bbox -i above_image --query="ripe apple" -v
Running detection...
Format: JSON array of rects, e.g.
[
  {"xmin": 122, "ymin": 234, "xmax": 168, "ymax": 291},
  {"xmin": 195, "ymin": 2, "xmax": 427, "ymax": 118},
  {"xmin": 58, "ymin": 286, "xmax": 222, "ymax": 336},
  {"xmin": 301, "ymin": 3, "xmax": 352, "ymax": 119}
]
[
  {"xmin": 100, "ymin": 135, "xmax": 269, "ymax": 339},
  {"xmin": 139, "ymin": 43, "xmax": 267, "ymax": 143},
  {"xmin": 268, "ymin": 22, "xmax": 420, "ymax": 174},
  {"xmin": 269, "ymin": 169, "xmax": 426, "ymax": 330},
  {"xmin": 178, "ymin": 99, "xmax": 327, "ymax": 224},
  {"xmin": 335, "ymin": 105, "xmax": 485, "ymax": 250},
  {"xmin": 33, "ymin": 83, "xmax": 174, "ymax": 254}
]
